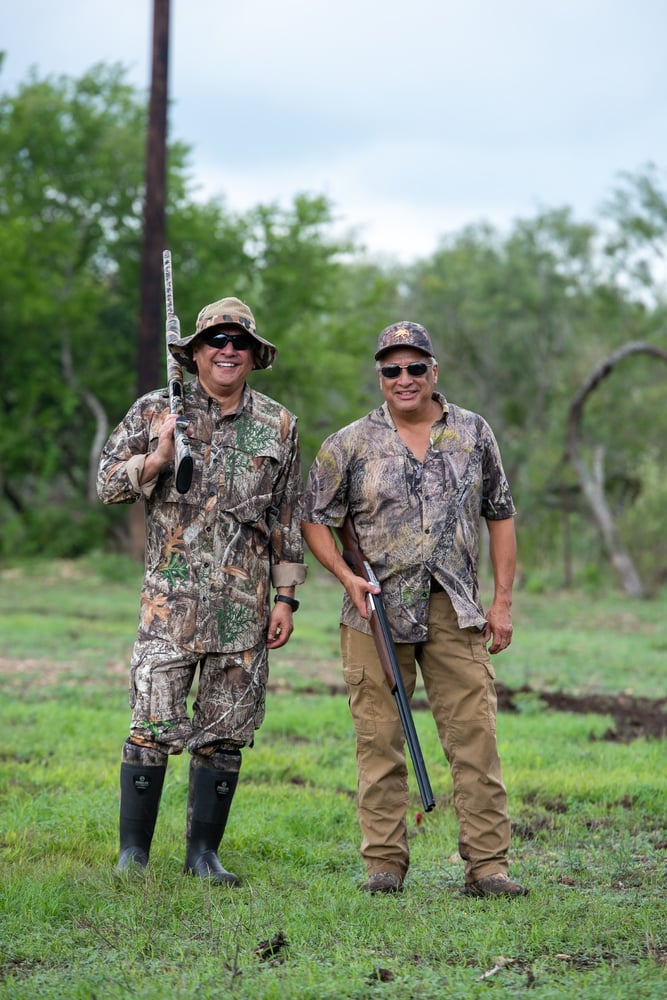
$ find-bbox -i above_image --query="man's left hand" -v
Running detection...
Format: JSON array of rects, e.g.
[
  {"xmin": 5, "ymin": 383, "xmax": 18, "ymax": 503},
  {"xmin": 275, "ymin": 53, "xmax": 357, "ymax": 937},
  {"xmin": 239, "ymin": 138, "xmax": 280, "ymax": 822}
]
[
  {"xmin": 266, "ymin": 604, "xmax": 294, "ymax": 649},
  {"xmin": 484, "ymin": 603, "xmax": 513, "ymax": 654}
]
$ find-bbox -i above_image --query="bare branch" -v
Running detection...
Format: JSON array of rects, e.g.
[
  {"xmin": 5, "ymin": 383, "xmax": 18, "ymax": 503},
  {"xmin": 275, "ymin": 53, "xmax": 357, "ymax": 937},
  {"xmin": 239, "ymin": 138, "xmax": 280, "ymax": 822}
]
[{"xmin": 565, "ymin": 341, "xmax": 667, "ymax": 597}]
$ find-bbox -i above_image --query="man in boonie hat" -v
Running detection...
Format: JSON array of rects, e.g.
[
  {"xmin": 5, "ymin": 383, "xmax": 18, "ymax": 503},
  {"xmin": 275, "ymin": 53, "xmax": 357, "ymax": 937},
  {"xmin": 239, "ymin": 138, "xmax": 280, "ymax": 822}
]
[
  {"xmin": 301, "ymin": 318, "xmax": 526, "ymax": 899},
  {"xmin": 168, "ymin": 296, "xmax": 277, "ymax": 374},
  {"xmin": 97, "ymin": 291, "xmax": 306, "ymax": 886}
]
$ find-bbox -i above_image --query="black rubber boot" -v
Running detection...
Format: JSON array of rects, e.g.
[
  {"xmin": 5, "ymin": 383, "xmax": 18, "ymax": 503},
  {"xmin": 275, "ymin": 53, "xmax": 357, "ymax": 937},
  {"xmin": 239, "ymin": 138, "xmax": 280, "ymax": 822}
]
[
  {"xmin": 184, "ymin": 750, "xmax": 241, "ymax": 885},
  {"xmin": 116, "ymin": 744, "xmax": 167, "ymax": 873}
]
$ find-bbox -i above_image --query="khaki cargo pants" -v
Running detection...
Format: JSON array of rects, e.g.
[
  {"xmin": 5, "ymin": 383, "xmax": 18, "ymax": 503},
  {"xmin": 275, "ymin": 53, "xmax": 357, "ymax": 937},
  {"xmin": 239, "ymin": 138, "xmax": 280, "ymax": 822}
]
[{"xmin": 341, "ymin": 591, "xmax": 511, "ymax": 883}]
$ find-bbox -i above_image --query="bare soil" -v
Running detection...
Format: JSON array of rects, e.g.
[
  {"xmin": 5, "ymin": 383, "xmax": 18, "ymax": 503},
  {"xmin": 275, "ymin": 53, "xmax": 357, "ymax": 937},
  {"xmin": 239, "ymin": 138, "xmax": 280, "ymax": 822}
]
[
  {"xmin": 279, "ymin": 678, "xmax": 667, "ymax": 743},
  {"xmin": 1, "ymin": 656, "xmax": 664, "ymax": 742},
  {"xmin": 494, "ymin": 683, "xmax": 667, "ymax": 743}
]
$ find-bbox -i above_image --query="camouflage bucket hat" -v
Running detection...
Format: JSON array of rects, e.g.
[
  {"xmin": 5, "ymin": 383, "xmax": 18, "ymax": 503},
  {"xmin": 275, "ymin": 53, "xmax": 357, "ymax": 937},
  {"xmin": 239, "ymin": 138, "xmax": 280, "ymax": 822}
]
[
  {"xmin": 374, "ymin": 321, "xmax": 435, "ymax": 360},
  {"xmin": 168, "ymin": 297, "xmax": 277, "ymax": 373}
]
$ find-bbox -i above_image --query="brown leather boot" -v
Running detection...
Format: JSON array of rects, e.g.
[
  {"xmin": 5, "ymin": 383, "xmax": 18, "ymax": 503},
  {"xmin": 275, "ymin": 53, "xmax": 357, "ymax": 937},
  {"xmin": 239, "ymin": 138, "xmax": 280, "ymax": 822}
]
[
  {"xmin": 463, "ymin": 872, "xmax": 528, "ymax": 897},
  {"xmin": 361, "ymin": 871, "xmax": 404, "ymax": 894}
]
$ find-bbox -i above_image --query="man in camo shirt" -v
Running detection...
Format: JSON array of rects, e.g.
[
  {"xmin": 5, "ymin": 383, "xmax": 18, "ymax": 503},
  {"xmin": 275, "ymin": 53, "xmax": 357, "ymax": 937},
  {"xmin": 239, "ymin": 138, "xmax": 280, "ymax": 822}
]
[
  {"xmin": 301, "ymin": 321, "xmax": 526, "ymax": 898},
  {"xmin": 97, "ymin": 296, "xmax": 306, "ymax": 884}
]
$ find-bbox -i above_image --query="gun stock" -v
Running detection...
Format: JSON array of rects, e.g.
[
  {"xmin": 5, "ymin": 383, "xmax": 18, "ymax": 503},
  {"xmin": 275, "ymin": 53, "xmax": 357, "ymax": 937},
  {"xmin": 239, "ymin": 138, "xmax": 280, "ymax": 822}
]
[
  {"xmin": 337, "ymin": 515, "xmax": 435, "ymax": 812},
  {"xmin": 162, "ymin": 250, "xmax": 193, "ymax": 494}
]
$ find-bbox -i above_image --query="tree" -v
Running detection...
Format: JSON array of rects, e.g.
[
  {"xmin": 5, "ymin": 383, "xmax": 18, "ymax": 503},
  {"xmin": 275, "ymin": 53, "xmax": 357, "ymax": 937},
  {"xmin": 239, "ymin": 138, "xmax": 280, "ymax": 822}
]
[
  {"xmin": 0, "ymin": 65, "xmax": 150, "ymax": 552},
  {"xmin": 401, "ymin": 203, "xmax": 667, "ymax": 588},
  {"xmin": 3, "ymin": 58, "xmax": 667, "ymax": 589},
  {"xmin": 237, "ymin": 195, "xmax": 397, "ymax": 463},
  {"xmin": 0, "ymin": 64, "xmax": 397, "ymax": 555},
  {"xmin": 566, "ymin": 342, "xmax": 667, "ymax": 597},
  {"xmin": 601, "ymin": 163, "xmax": 667, "ymax": 296}
]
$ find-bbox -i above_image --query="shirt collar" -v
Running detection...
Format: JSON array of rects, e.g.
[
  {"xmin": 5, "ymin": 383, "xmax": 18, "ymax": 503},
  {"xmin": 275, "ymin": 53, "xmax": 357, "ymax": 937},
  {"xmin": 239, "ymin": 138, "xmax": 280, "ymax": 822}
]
[{"xmin": 192, "ymin": 378, "xmax": 252, "ymax": 416}]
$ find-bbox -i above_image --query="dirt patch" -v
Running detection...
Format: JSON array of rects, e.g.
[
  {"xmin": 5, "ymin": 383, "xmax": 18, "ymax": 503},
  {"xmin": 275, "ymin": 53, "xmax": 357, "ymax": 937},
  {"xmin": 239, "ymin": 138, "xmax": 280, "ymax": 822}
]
[
  {"xmin": 1, "ymin": 656, "xmax": 664, "ymax": 742},
  {"xmin": 496, "ymin": 683, "xmax": 667, "ymax": 743},
  {"xmin": 277, "ymin": 678, "xmax": 666, "ymax": 743},
  {"xmin": 0, "ymin": 656, "xmax": 128, "ymax": 689}
]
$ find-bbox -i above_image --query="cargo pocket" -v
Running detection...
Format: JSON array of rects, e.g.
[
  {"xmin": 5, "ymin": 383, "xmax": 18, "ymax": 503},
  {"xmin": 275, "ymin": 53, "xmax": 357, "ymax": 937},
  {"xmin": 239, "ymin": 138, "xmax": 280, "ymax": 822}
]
[
  {"xmin": 468, "ymin": 626, "xmax": 495, "ymax": 679},
  {"xmin": 342, "ymin": 662, "xmax": 365, "ymax": 688}
]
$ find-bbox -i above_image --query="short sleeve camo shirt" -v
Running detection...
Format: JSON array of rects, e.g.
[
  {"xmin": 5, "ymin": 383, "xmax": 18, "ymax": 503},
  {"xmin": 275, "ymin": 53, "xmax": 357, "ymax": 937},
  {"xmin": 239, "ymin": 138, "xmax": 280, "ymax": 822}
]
[
  {"xmin": 97, "ymin": 379, "xmax": 306, "ymax": 653},
  {"xmin": 302, "ymin": 392, "xmax": 515, "ymax": 641}
]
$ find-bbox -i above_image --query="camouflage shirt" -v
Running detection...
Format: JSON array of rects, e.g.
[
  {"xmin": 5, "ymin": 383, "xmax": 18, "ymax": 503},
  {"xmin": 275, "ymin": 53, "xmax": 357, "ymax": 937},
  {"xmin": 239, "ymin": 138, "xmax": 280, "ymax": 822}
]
[
  {"xmin": 97, "ymin": 379, "xmax": 307, "ymax": 653},
  {"xmin": 302, "ymin": 392, "xmax": 515, "ymax": 640}
]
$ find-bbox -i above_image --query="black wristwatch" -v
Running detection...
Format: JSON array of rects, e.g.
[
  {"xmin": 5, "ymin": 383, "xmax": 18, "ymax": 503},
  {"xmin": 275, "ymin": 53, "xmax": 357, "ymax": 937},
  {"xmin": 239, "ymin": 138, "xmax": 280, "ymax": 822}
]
[{"xmin": 274, "ymin": 594, "xmax": 299, "ymax": 612}]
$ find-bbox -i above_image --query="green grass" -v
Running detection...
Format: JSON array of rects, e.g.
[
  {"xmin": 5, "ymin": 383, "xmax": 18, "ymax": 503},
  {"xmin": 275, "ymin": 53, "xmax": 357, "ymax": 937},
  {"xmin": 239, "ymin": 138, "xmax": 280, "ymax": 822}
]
[{"xmin": 1, "ymin": 556, "xmax": 666, "ymax": 998}]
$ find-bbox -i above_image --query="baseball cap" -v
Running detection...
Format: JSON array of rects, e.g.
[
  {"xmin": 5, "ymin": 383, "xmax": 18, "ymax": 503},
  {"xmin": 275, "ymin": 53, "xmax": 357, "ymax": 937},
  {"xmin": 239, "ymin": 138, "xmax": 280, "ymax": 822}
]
[{"xmin": 374, "ymin": 321, "xmax": 435, "ymax": 360}]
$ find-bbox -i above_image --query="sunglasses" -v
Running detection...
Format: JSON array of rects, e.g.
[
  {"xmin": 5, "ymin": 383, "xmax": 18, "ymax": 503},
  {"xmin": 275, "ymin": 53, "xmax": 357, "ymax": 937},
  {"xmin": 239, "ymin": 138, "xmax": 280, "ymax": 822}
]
[
  {"xmin": 200, "ymin": 330, "xmax": 254, "ymax": 351},
  {"xmin": 379, "ymin": 361, "xmax": 433, "ymax": 379}
]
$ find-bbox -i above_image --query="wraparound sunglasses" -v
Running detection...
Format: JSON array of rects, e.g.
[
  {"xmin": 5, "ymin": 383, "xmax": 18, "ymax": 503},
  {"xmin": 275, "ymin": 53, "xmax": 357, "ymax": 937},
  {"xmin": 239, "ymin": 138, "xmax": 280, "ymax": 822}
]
[
  {"xmin": 200, "ymin": 330, "xmax": 254, "ymax": 350},
  {"xmin": 379, "ymin": 361, "xmax": 433, "ymax": 379}
]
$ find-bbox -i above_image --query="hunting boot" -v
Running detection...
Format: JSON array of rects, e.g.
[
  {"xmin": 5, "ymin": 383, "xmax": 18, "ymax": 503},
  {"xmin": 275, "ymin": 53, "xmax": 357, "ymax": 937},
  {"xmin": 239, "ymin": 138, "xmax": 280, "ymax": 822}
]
[
  {"xmin": 184, "ymin": 749, "xmax": 241, "ymax": 885},
  {"xmin": 116, "ymin": 740, "xmax": 167, "ymax": 873}
]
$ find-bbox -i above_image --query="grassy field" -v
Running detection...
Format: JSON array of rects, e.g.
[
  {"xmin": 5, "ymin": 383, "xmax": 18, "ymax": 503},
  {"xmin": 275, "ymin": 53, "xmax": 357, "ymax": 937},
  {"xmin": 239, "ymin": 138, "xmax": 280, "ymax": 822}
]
[{"xmin": 0, "ymin": 555, "xmax": 666, "ymax": 998}]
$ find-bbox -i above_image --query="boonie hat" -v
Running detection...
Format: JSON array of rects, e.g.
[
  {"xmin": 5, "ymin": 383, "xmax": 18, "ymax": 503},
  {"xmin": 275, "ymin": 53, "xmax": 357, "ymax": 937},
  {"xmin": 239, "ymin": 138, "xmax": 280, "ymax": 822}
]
[
  {"xmin": 168, "ymin": 297, "xmax": 277, "ymax": 373},
  {"xmin": 374, "ymin": 321, "xmax": 435, "ymax": 360}
]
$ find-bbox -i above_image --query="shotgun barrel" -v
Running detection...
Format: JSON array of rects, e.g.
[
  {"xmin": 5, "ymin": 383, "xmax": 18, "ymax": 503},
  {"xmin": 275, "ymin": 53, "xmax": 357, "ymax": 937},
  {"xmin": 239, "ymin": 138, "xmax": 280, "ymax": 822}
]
[
  {"xmin": 337, "ymin": 515, "xmax": 435, "ymax": 812},
  {"xmin": 162, "ymin": 250, "xmax": 193, "ymax": 494}
]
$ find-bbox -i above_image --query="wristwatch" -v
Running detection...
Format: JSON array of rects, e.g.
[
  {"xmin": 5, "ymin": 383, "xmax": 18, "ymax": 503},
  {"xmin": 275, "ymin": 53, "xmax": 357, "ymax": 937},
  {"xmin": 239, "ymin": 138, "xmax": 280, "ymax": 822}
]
[{"xmin": 274, "ymin": 594, "xmax": 299, "ymax": 612}]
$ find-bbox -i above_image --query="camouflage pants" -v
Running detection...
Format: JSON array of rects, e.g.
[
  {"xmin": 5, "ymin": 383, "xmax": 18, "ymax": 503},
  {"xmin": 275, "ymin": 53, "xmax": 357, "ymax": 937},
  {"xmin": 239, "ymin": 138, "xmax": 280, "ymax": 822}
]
[{"xmin": 127, "ymin": 637, "xmax": 268, "ymax": 754}]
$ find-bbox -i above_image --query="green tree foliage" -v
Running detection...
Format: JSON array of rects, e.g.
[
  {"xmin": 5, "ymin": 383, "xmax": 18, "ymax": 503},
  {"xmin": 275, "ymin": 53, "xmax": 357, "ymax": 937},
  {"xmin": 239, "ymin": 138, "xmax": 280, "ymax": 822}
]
[
  {"xmin": 601, "ymin": 162, "xmax": 667, "ymax": 292},
  {"xmin": 0, "ymin": 64, "xmax": 150, "ymax": 553},
  {"xmin": 400, "ymin": 195, "xmax": 667, "ymax": 588},
  {"xmin": 1, "ymin": 59, "xmax": 666, "ymax": 588},
  {"xmin": 0, "ymin": 63, "xmax": 397, "ymax": 556},
  {"xmin": 164, "ymin": 192, "xmax": 394, "ymax": 463}
]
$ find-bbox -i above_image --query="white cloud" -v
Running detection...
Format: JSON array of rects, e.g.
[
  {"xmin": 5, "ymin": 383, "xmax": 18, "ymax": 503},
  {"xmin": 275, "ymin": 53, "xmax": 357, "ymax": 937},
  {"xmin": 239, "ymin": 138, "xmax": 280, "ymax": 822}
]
[{"xmin": 3, "ymin": 0, "xmax": 667, "ymax": 261}]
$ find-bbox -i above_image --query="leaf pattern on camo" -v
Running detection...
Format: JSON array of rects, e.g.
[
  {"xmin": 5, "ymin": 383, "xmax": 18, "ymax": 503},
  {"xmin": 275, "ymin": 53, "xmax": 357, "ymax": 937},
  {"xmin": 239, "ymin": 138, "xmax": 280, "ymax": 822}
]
[
  {"xmin": 216, "ymin": 597, "xmax": 256, "ymax": 646},
  {"xmin": 158, "ymin": 525, "xmax": 189, "ymax": 587},
  {"xmin": 163, "ymin": 524, "xmax": 187, "ymax": 555},
  {"xmin": 159, "ymin": 551, "xmax": 189, "ymax": 588},
  {"xmin": 141, "ymin": 592, "xmax": 170, "ymax": 630},
  {"xmin": 97, "ymin": 382, "xmax": 305, "ymax": 652},
  {"xmin": 236, "ymin": 412, "xmax": 277, "ymax": 455}
]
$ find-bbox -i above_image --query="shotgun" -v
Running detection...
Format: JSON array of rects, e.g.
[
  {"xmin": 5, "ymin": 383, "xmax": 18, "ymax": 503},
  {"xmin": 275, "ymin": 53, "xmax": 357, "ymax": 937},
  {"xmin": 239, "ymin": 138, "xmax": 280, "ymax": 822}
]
[
  {"xmin": 336, "ymin": 515, "xmax": 436, "ymax": 812},
  {"xmin": 162, "ymin": 249, "xmax": 193, "ymax": 494}
]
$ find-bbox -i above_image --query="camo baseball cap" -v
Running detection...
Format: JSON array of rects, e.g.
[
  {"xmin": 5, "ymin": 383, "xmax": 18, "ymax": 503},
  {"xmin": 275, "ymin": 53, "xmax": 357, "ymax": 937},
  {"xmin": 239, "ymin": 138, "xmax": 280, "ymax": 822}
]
[
  {"xmin": 168, "ymin": 297, "xmax": 277, "ymax": 373},
  {"xmin": 374, "ymin": 321, "xmax": 435, "ymax": 360}
]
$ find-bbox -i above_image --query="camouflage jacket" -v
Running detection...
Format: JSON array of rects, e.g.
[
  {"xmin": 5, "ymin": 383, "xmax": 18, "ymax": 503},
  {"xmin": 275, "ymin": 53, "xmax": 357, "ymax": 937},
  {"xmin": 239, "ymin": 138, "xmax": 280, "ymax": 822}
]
[
  {"xmin": 97, "ymin": 380, "xmax": 307, "ymax": 653},
  {"xmin": 302, "ymin": 392, "xmax": 515, "ymax": 641}
]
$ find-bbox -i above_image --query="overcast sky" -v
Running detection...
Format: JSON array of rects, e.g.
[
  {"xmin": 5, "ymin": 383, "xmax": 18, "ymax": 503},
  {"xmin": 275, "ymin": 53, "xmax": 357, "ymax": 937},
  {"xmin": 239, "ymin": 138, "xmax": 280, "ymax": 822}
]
[{"xmin": 3, "ymin": 0, "xmax": 666, "ymax": 262}]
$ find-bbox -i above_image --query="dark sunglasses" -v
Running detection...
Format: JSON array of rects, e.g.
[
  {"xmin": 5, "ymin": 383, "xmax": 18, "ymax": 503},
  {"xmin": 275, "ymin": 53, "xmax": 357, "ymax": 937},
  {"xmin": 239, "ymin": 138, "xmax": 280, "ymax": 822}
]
[
  {"xmin": 379, "ymin": 361, "xmax": 433, "ymax": 379},
  {"xmin": 200, "ymin": 330, "xmax": 254, "ymax": 351}
]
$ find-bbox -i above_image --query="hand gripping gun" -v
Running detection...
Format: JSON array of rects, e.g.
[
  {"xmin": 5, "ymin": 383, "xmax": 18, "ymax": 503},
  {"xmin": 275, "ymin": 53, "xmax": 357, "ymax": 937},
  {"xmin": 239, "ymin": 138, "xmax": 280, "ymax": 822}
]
[{"xmin": 337, "ymin": 515, "xmax": 435, "ymax": 812}]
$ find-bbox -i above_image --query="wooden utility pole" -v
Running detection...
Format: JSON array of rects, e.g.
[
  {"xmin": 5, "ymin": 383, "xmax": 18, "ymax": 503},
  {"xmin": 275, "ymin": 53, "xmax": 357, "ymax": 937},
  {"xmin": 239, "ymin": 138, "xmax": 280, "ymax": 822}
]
[
  {"xmin": 131, "ymin": 0, "xmax": 171, "ymax": 557},
  {"xmin": 138, "ymin": 0, "xmax": 170, "ymax": 396}
]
